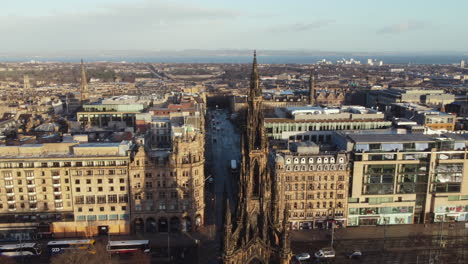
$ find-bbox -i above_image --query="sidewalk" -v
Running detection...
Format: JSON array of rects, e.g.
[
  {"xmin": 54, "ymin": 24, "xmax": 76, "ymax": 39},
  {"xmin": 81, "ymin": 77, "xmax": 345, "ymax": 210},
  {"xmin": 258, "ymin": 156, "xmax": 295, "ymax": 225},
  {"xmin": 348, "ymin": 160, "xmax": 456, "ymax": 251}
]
[{"xmin": 291, "ymin": 222, "xmax": 468, "ymax": 242}]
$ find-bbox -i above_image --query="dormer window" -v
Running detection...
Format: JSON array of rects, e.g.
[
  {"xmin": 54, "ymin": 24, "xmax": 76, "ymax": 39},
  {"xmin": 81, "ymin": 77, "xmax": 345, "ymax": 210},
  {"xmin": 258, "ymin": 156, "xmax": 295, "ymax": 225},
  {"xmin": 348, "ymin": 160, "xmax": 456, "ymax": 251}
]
[
  {"xmin": 339, "ymin": 157, "xmax": 345, "ymax": 164},
  {"xmin": 308, "ymin": 158, "xmax": 314, "ymax": 163},
  {"xmin": 286, "ymin": 158, "xmax": 291, "ymax": 164},
  {"xmin": 316, "ymin": 157, "xmax": 322, "ymax": 164},
  {"xmin": 293, "ymin": 158, "xmax": 299, "ymax": 164},
  {"xmin": 300, "ymin": 158, "xmax": 306, "ymax": 164},
  {"xmin": 330, "ymin": 157, "xmax": 335, "ymax": 163},
  {"xmin": 323, "ymin": 157, "xmax": 329, "ymax": 163}
]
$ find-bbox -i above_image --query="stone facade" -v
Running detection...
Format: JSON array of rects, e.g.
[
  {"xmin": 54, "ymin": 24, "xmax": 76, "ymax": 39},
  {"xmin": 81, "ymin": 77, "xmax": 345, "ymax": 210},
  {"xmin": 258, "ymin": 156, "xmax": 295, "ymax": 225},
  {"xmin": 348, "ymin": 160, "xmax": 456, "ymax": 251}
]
[
  {"xmin": 274, "ymin": 150, "xmax": 349, "ymax": 229},
  {"xmin": 129, "ymin": 134, "xmax": 205, "ymax": 233}
]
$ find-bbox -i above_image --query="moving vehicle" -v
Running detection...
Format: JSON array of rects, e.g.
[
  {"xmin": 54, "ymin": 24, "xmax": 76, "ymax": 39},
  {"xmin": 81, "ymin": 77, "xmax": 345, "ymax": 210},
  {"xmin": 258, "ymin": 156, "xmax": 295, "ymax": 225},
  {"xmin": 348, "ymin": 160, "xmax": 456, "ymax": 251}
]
[
  {"xmin": 47, "ymin": 239, "xmax": 96, "ymax": 255},
  {"xmin": 107, "ymin": 240, "xmax": 151, "ymax": 254},
  {"xmin": 0, "ymin": 243, "xmax": 41, "ymax": 258},
  {"xmin": 346, "ymin": 250, "xmax": 362, "ymax": 259},
  {"xmin": 295, "ymin": 252, "xmax": 311, "ymax": 261},
  {"xmin": 314, "ymin": 248, "xmax": 335, "ymax": 259}
]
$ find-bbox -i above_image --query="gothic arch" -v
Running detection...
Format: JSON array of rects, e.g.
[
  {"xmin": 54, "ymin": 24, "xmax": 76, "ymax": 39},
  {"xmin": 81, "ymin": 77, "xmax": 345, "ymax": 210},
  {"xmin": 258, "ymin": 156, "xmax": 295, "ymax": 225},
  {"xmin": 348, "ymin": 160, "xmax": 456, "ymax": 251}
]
[{"xmin": 247, "ymin": 257, "xmax": 264, "ymax": 264}]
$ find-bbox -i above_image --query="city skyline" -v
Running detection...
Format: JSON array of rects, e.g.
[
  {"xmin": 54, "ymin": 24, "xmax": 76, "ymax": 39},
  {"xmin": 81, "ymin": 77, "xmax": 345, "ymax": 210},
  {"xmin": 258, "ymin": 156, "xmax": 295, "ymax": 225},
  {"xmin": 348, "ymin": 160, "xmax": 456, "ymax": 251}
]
[{"xmin": 1, "ymin": 0, "xmax": 467, "ymax": 54}]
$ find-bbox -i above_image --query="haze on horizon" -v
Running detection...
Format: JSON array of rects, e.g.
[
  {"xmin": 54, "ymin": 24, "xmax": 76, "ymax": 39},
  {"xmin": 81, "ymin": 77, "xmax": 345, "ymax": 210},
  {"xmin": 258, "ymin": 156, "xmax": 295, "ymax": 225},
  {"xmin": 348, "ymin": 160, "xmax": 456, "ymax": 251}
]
[{"xmin": 1, "ymin": 0, "xmax": 467, "ymax": 55}]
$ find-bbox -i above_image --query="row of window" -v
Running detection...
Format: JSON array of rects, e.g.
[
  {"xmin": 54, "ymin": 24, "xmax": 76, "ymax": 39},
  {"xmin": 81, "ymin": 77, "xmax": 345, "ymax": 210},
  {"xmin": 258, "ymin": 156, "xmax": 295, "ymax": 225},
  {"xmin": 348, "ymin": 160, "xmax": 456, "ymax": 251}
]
[
  {"xmin": 0, "ymin": 160, "xmax": 127, "ymax": 169},
  {"xmin": 285, "ymin": 183, "xmax": 345, "ymax": 191},
  {"xmin": 75, "ymin": 214, "xmax": 129, "ymax": 221},
  {"xmin": 285, "ymin": 192, "xmax": 345, "ymax": 200},
  {"xmin": 285, "ymin": 164, "xmax": 346, "ymax": 172},
  {"xmin": 75, "ymin": 194, "xmax": 128, "ymax": 204},
  {"xmin": 2, "ymin": 169, "xmax": 126, "ymax": 178},
  {"xmin": 285, "ymin": 156, "xmax": 345, "ymax": 164},
  {"xmin": 285, "ymin": 175, "xmax": 345, "ymax": 182},
  {"xmin": 288, "ymin": 201, "xmax": 344, "ymax": 210},
  {"xmin": 76, "ymin": 205, "xmax": 127, "ymax": 212}
]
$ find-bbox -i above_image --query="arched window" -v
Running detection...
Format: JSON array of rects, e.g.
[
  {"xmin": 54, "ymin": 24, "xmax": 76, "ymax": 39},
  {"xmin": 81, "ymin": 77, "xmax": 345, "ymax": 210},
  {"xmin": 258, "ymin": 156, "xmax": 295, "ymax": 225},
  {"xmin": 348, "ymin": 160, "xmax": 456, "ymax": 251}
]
[{"xmin": 308, "ymin": 157, "xmax": 314, "ymax": 163}]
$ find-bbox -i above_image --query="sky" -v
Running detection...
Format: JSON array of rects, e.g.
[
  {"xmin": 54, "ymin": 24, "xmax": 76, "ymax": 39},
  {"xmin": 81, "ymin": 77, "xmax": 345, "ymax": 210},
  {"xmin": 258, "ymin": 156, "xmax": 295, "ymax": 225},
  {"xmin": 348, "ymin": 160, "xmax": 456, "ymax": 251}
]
[{"xmin": 1, "ymin": 0, "xmax": 467, "ymax": 55}]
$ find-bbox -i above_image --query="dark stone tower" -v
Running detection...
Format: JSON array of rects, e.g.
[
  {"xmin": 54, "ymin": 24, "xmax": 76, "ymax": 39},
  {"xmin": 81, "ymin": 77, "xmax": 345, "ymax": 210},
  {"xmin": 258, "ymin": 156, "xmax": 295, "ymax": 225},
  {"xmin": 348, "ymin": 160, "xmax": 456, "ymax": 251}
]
[
  {"xmin": 222, "ymin": 51, "xmax": 291, "ymax": 264},
  {"xmin": 309, "ymin": 66, "xmax": 316, "ymax": 105}
]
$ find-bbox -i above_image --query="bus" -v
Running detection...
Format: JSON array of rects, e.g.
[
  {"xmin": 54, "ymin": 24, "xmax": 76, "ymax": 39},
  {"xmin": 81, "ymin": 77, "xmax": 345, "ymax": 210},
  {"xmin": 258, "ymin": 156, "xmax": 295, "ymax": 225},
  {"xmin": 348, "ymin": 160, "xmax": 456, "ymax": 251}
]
[
  {"xmin": 107, "ymin": 240, "xmax": 151, "ymax": 255},
  {"xmin": 0, "ymin": 243, "xmax": 41, "ymax": 258},
  {"xmin": 47, "ymin": 239, "xmax": 96, "ymax": 255}
]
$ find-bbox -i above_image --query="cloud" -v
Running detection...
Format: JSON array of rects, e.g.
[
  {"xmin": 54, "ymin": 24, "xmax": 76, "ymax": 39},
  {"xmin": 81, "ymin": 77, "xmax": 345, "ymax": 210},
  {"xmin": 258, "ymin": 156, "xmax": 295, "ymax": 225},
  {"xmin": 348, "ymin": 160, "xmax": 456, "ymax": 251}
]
[
  {"xmin": 0, "ymin": 0, "xmax": 241, "ymax": 53},
  {"xmin": 377, "ymin": 20, "xmax": 426, "ymax": 34},
  {"xmin": 270, "ymin": 20, "xmax": 335, "ymax": 33}
]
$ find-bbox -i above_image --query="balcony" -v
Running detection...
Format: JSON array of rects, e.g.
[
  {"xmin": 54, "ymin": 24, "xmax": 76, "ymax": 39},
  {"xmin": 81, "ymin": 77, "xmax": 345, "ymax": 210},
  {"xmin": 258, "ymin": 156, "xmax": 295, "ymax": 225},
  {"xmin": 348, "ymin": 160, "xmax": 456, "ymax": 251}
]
[
  {"xmin": 8, "ymin": 208, "xmax": 16, "ymax": 212},
  {"xmin": 28, "ymin": 192, "xmax": 36, "ymax": 195},
  {"xmin": 54, "ymin": 191, "xmax": 62, "ymax": 195},
  {"xmin": 7, "ymin": 200, "xmax": 16, "ymax": 204},
  {"xmin": 29, "ymin": 199, "xmax": 37, "ymax": 203},
  {"xmin": 53, "ymin": 183, "xmax": 61, "ymax": 187},
  {"xmin": 54, "ymin": 199, "xmax": 63, "ymax": 202},
  {"xmin": 30, "ymin": 208, "xmax": 37, "ymax": 211},
  {"xmin": 56, "ymin": 207, "xmax": 63, "ymax": 210},
  {"xmin": 5, "ymin": 184, "xmax": 13, "ymax": 188},
  {"xmin": 52, "ymin": 175, "xmax": 61, "ymax": 179},
  {"xmin": 26, "ymin": 176, "xmax": 35, "ymax": 180},
  {"xmin": 27, "ymin": 184, "xmax": 36, "ymax": 188},
  {"xmin": 4, "ymin": 176, "xmax": 12, "ymax": 180},
  {"xmin": 7, "ymin": 193, "xmax": 15, "ymax": 196}
]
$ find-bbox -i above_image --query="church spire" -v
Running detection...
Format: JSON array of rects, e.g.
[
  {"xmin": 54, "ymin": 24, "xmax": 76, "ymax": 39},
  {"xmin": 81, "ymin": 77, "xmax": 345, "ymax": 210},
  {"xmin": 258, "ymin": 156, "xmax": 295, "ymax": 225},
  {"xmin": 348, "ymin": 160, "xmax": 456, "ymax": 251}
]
[
  {"xmin": 309, "ymin": 66, "xmax": 316, "ymax": 105},
  {"xmin": 250, "ymin": 50, "xmax": 261, "ymax": 98},
  {"xmin": 80, "ymin": 59, "xmax": 89, "ymax": 102}
]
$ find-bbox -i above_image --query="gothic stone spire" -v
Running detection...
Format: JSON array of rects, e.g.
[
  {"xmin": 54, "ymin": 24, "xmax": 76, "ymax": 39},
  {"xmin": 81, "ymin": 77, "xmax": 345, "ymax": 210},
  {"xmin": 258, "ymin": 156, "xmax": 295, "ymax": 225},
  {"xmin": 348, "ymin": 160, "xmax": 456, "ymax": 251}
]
[{"xmin": 80, "ymin": 59, "xmax": 89, "ymax": 102}]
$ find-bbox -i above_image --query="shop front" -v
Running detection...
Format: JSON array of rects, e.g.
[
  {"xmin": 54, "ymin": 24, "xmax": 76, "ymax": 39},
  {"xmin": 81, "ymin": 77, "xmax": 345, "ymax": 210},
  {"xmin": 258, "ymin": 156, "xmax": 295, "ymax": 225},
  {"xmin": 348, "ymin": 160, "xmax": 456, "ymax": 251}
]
[
  {"xmin": 348, "ymin": 206, "xmax": 414, "ymax": 226},
  {"xmin": 434, "ymin": 205, "xmax": 468, "ymax": 222}
]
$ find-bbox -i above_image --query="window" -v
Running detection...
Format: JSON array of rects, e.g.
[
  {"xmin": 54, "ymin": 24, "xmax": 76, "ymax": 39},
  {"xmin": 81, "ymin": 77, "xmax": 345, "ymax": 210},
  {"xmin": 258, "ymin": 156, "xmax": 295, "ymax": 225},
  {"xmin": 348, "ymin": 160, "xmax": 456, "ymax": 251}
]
[
  {"xmin": 99, "ymin": 207, "xmax": 104, "ymax": 212},
  {"xmin": 97, "ymin": 179, "xmax": 102, "ymax": 184},
  {"xmin": 119, "ymin": 194, "xmax": 128, "ymax": 203},
  {"xmin": 86, "ymin": 179, "xmax": 91, "ymax": 184},
  {"xmin": 75, "ymin": 196, "xmax": 84, "ymax": 204},
  {"xmin": 108, "ymin": 179, "xmax": 114, "ymax": 184},
  {"xmin": 145, "ymin": 182, "xmax": 152, "ymax": 188},
  {"xmin": 120, "ymin": 186, "xmax": 125, "ymax": 191},
  {"xmin": 76, "ymin": 187, "xmax": 81, "ymax": 192},
  {"xmin": 108, "ymin": 195, "xmax": 117, "ymax": 203},
  {"xmin": 97, "ymin": 195, "xmax": 106, "ymax": 204},
  {"xmin": 146, "ymin": 193, "xmax": 153, "ymax": 199},
  {"xmin": 134, "ymin": 194, "xmax": 142, "ymax": 200},
  {"xmin": 86, "ymin": 196, "xmax": 95, "ymax": 204},
  {"xmin": 75, "ymin": 179, "xmax": 80, "ymax": 184},
  {"xmin": 119, "ymin": 178, "xmax": 125, "ymax": 183}
]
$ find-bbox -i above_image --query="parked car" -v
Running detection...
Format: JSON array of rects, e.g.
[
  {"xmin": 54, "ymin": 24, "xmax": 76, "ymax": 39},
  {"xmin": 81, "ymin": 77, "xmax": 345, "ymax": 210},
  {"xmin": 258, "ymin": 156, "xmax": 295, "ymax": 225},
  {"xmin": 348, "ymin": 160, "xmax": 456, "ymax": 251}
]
[
  {"xmin": 295, "ymin": 253, "xmax": 311, "ymax": 261},
  {"xmin": 346, "ymin": 250, "xmax": 362, "ymax": 259},
  {"xmin": 314, "ymin": 248, "xmax": 335, "ymax": 259}
]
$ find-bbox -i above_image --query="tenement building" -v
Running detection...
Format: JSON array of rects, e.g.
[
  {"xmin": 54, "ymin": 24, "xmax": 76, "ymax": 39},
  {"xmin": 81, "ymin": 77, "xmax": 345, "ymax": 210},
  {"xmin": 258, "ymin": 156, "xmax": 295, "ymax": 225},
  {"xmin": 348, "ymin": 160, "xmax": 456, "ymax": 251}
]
[
  {"xmin": 339, "ymin": 133, "xmax": 468, "ymax": 226},
  {"xmin": 0, "ymin": 140, "xmax": 132, "ymax": 240},
  {"xmin": 129, "ymin": 94, "xmax": 206, "ymax": 233},
  {"xmin": 274, "ymin": 142, "xmax": 349, "ymax": 229},
  {"xmin": 129, "ymin": 134, "xmax": 205, "ymax": 233}
]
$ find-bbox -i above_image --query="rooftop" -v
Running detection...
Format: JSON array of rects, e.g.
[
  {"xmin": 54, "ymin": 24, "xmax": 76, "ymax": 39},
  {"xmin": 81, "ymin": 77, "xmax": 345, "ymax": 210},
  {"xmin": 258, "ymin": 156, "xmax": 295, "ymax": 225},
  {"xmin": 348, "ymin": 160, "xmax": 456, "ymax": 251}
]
[{"xmin": 348, "ymin": 133, "xmax": 434, "ymax": 143}]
